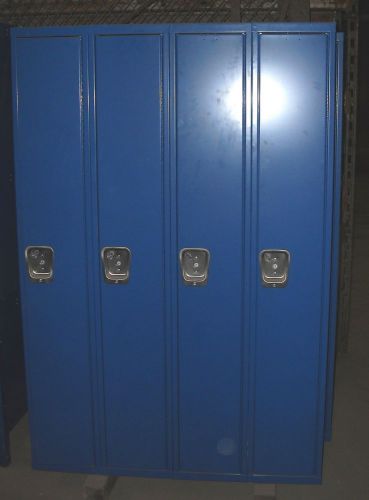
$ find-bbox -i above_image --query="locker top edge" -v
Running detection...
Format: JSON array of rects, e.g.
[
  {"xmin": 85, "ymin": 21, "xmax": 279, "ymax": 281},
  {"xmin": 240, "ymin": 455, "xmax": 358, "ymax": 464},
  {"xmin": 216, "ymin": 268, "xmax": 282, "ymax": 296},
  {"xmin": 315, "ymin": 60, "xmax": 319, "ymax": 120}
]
[{"xmin": 10, "ymin": 22, "xmax": 337, "ymax": 39}]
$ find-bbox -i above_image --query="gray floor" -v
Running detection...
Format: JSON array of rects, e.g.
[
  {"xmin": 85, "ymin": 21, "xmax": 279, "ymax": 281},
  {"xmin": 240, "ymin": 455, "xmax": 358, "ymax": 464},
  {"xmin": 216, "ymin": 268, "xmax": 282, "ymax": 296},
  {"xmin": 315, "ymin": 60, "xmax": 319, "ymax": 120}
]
[{"xmin": 1, "ymin": 174, "xmax": 369, "ymax": 499}]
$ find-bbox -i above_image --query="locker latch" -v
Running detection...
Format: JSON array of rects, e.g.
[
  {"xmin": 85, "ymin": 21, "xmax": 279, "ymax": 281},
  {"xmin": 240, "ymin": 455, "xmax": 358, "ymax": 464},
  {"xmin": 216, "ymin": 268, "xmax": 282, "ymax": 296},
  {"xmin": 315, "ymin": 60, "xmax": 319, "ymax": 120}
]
[
  {"xmin": 25, "ymin": 246, "xmax": 54, "ymax": 283},
  {"xmin": 260, "ymin": 249, "xmax": 290, "ymax": 287},
  {"xmin": 179, "ymin": 248, "xmax": 210, "ymax": 286},
  {"xmin": 101, "ymin": 247, "xmax": 131, "ymax": 284}
]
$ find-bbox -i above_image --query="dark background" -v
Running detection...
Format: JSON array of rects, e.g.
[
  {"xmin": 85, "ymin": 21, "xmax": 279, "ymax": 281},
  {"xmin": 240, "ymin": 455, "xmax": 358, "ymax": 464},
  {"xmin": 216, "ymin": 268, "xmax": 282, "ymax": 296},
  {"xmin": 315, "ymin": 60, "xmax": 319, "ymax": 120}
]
[{"xmin": 357, "ymin": 2, "xmax": 368, "ymax": 173}]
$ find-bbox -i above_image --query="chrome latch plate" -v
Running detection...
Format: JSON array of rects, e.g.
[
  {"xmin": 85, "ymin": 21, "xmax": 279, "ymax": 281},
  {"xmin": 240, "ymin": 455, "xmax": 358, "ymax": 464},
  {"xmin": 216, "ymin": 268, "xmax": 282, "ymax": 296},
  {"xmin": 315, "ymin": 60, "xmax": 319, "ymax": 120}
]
[
  {"xmin": 260, "ymin": 249, "xmax": 290, "ymax": 287},
  {"xmin": 25, "ymin": 246, "xmax": 54, "ymax": 283},
  {"xmin": 101, "ymin": 247, "xmax": 131, "ymax": 284},
  {"xmin": 179, "ymin": 248, "xmax": 210, "ymax": 286}
]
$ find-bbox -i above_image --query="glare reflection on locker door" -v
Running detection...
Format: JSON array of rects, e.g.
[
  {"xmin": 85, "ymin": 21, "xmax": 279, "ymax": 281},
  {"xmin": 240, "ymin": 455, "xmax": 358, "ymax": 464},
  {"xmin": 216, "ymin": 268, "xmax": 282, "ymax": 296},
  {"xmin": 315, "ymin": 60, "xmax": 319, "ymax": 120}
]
[{"xmin": 174, "ymin": 31, "xmax": 247, "ymax": 474}]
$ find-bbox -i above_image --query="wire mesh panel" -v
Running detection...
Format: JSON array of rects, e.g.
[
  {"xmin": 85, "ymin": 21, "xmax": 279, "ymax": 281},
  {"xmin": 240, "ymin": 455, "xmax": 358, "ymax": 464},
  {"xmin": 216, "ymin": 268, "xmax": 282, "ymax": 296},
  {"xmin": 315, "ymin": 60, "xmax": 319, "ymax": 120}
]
[
  {"xmin": 0, "ymin": 2, "xmax": 354, "ymax": 30},
  {"xmin": 337, "ymin": 9, "xmax": 359, "ymax": 352},
  {"xmin": 0, "ymin": 1, "xmax": 226, "ymax": 25},
  {"xmin": 241, "ymin": 0, "xmax": 283, "ymax": 22},
  {"xmin": 0, "ymin": 1, "xmax": 354, "ymax": 26},
  {"xmin": 0, "ymin": 0, "xmax": 292, "ymax": 26}
]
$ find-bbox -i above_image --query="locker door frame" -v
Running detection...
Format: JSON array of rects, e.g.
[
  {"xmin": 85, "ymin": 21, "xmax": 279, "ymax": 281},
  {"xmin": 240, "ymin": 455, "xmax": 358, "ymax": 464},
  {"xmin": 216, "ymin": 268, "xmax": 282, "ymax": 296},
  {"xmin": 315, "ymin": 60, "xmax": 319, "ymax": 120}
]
[{"xmin": 248, "ymin": 23, "xmax": 338, "ymax": 483}]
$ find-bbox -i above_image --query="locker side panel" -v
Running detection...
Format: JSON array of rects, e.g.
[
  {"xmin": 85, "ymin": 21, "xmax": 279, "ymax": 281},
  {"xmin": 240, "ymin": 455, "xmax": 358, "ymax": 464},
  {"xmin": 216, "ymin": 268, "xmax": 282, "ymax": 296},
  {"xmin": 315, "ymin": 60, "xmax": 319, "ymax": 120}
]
[
  {"xmin": 174, "ymin": 33, "xmax": 245, "ymax": 474},
  {"xmin": 12, "ymin": 35, "xmax": 95, "ymax": 467},
  {"xmin": 324, "ymin": 32, "xmax": 344, "ymax": 441},
  {"xmin": 94, "ymin": 34, "xmax": 168, "ymax": 469},
  {"xmin": 0, "ymin": 25, "xmax": 27, "ymax": 466},
  {"xmin": 252, "ymin": 32, "xmax": 333, "ymax": 478}
]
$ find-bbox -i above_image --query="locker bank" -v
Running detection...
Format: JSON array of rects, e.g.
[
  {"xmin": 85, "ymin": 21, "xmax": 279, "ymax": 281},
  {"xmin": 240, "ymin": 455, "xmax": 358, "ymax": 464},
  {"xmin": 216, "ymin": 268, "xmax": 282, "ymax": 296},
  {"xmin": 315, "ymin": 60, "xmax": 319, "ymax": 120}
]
[{"xmin": 11, "ymin": 23, "xmax": 343, "ymax": 483}]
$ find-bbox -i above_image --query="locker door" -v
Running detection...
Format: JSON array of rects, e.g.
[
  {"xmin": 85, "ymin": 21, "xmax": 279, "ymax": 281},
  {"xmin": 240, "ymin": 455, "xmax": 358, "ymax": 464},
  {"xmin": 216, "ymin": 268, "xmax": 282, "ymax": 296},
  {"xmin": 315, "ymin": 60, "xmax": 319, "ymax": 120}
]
[
  {"xmin": 252, "ymin": 30, "xmax": 335, "ymax": 479},
  {"xmin": 12, "ymin": 34, "xmax": 95, "ymax": 468},
  {"xmin": 94, "ymin": 33, "xmax": 168, "ymax": 469},
  {"xmin": 174, "ymin": 31, "xmax": 247, "ymax": 473}
]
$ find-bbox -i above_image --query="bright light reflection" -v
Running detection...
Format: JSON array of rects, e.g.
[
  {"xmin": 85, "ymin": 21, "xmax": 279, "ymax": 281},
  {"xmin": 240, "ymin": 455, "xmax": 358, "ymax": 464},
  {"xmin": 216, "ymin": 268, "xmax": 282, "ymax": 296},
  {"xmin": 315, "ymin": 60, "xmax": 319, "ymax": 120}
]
[
  {"xmin": 260, "ymin": 74, "xmax": 286, "ymax": 122},
  {"xmin": 225, "ymin": 77, "xmax": 242, "ymax": 126}
]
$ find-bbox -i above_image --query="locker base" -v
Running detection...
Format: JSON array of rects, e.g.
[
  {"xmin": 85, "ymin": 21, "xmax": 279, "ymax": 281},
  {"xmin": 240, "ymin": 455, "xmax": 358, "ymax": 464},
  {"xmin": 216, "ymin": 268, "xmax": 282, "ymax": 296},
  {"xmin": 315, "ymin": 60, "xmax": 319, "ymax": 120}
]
[
  {"xmin": 254, "ymin": 483, "xmax": 277, "ymax": 499},
  {"xmin": 83, "ymin": 475, "xmax": 117, "ymax": 500},
  {"xmin": 33, "ymin": 460, "xmax": 322, "ymax": 485}
]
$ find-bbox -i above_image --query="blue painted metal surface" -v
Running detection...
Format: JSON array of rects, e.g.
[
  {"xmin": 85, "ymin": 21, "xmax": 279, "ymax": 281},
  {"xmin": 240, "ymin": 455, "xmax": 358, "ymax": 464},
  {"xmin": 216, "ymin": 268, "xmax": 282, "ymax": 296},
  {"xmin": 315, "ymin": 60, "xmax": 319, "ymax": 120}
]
[
  {"xmin": 0, "ymin": 24, "xmax": 26, "ymax": 467},
  {"xmin": 12, "ymin": 34, "xmax": 95, "ymax": 467},
  {"xmin": 324, "ymin": 32, "xmax": 344, "ymax": 441},
  {"xmin": 11, "ymin": 23, "xmax": 342, "ymax": 483},
  {"xmin": 251, "ymin": 29, "xmax": 336, "ymax": 480},
  {"xmin": 93, "ymin": 32, "xmax": 168, "ymax": 469},
  {"xmin": 175, "ymin": 31, "xmax": 246, "ymax": 474}
]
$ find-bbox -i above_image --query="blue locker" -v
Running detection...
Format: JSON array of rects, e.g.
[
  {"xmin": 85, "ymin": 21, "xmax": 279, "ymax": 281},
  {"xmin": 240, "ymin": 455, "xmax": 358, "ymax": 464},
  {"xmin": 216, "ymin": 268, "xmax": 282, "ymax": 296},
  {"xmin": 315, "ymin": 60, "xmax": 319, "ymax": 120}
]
[
  {"xmin": 252, "ymin": 31, "xmax": 334, "ymax": 479},
  {"xmin": 174, "ymin": 32, "xmax": 245, "ymax": 474},
  {"xmin": 12, "ymin": 34, "xmax": 95, "ymax": 467},
  {"xmin": 11, "ymin": 23, "xmax": 342, "ymax": 483},
  {"xmin": 94, "ymin": 33, "xmax": 168, "ymax": 469}
]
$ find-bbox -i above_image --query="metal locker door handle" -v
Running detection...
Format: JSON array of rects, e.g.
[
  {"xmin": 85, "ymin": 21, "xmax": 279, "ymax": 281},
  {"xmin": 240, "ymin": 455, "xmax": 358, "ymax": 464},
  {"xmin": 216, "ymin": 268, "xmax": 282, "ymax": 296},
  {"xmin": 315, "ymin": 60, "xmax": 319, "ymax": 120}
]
[
  {"xmin": 179, "ymin": 248, "xmax": 210, "ymax": 286},
  {"xmin": 25, "ymin": 246, "xmax": 54, "ymax": 283},
  {"xmin": 101, "ymin": 247, "xmax": 131, "ymax": 284},
  {"xmin": 259, "ymin": 249, "xmax": 290, "ymax": 287}
]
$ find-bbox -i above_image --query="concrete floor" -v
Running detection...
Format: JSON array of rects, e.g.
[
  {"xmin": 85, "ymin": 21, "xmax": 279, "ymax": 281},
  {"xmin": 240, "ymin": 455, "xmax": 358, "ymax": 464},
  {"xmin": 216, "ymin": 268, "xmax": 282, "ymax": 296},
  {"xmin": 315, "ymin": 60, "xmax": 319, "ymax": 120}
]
[{"xmin": 1, "ymin": 174, "xmax": 368, "ymax": 499}]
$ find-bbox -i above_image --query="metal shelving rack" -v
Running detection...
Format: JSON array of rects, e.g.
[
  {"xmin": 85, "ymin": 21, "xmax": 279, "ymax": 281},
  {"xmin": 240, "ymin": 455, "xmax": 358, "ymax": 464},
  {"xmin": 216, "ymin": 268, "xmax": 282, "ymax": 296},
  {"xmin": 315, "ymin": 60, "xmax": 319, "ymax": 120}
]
[
  {"xmin": 337, "ymin": 4, "xmax": 359, "ymax": 352},
  {"xmin": 0, "ymin": 0, "xmax": 359, "ymax": 352}
]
